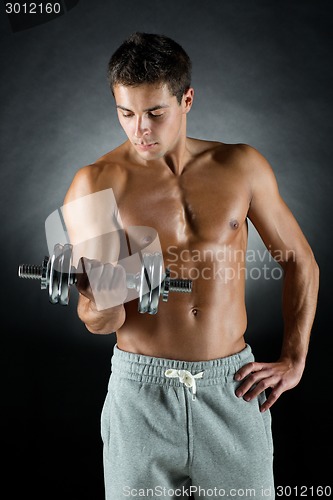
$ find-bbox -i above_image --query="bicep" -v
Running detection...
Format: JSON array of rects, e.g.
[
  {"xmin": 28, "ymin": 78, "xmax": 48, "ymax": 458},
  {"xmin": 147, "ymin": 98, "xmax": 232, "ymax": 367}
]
[
  {"xmin": 62, "ymin": 167, "xmax": 122, "ymax": 266},
  {"xmin": 247, "ymin": 153, "xmax": 313, "ymax": 265}
]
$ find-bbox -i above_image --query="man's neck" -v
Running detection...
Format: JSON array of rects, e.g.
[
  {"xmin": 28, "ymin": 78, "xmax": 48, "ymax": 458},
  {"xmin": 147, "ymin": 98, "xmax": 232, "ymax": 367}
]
[{"xmin": 131, "ymin": 124, "xmax": 192, "ymax": 176}]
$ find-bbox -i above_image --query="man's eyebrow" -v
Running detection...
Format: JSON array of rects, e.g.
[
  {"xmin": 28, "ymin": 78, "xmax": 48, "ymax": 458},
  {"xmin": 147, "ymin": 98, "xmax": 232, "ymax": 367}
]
[{"xmin": 116, "ymin": 104, "xmax": 170, "ymax": 112}]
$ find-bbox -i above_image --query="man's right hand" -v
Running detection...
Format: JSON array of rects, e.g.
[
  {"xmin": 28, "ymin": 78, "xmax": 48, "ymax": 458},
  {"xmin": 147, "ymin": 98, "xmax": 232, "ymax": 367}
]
[{"xmin": 76, "ymin": 257, "xmax": 128, "ymax": 311}]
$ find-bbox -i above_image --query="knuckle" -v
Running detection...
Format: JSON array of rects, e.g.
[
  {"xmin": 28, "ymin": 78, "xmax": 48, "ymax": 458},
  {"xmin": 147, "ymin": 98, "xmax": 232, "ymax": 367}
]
[
  {"xmin": 278, "ymin": 379, "xmax": 288, "ymax": 390},
  {"xmin": 269, "ymin": 390, "xmax": 278, "ymax": 401},
  {"xmin": 250, "ymin": 362, "xmax": 257, "ymax": 371},
  {"xmin": 262, "ymin": 380, "xmax": 271, "ymax": 390}
]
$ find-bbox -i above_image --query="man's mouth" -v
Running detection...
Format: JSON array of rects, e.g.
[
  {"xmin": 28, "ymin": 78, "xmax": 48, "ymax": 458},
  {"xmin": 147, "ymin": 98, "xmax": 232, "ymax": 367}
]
[{"xmin": 135, "ymin": 142, "xmax": 158, "ymax": 150}]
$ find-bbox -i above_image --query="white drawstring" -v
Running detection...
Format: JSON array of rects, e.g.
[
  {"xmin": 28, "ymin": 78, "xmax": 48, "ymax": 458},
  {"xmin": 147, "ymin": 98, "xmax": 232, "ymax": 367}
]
[{"xmin": 165, "ymin": 369, "xmax": 204, "ymax": 401}]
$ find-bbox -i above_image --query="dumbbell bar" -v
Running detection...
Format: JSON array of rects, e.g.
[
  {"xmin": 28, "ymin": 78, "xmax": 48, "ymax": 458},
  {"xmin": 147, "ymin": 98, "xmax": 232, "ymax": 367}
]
[{"xmin": 18, "ymin": 243, "xmax": 192, "ymax": 315}]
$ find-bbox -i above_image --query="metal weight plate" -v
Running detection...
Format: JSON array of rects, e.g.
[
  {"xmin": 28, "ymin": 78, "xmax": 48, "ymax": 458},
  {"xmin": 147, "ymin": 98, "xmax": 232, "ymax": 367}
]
[
  {"xmin": 137, "ymin": 252, "xmax": 164, "ymax": 315},
  {"xmin": 138, "ymin": 253, "xmax": 151, "ymax": 314},
  {"xmin": 58, "ymin": 244, "xmax": 73, "ymax": 305},
  {"xmin": 148, "ymin": 252, "xmax": 163, "ymax": 314},
  {"xmin": 48, "ymin": 243, "xmax": 63, "ymax": 304}
]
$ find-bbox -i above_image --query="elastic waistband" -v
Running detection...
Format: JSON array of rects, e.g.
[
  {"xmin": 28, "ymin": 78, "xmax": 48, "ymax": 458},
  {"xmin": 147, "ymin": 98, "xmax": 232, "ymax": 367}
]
[{"xmin": 110, "ymin": 344, "xmax": 253, "ymax": 387}]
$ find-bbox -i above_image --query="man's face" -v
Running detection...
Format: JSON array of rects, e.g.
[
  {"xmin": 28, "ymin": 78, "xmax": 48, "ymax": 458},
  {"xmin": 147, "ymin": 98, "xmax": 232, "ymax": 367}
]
[{"xmin": 113, "ymin": 83, "xmax": 193, "ymax": 161}]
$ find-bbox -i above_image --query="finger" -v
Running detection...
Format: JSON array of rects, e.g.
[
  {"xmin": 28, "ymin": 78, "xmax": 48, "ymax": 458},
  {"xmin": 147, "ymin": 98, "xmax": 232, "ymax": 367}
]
[
  {"xmin": 239, "ymin": 376, "xmax": 277, "ymax": 401},
  {"xmin": 79, "ymin": 257, "xmax": 100, "ymax": 275},
  {"xmin": 235, "ymin": 369, "xmax": 276, "ymax": 397},
  {"xmin": 234, "ymin": 362, "xmax": 263, "ymax": 381},
  {"xmin": 93, "ymin": 263, "xmax": 127, "ymax": 310},
  {"xmin": 75, "ymin": 258, "xmax": 91, "ymax": 293},
  {"xmin": 96, "ymin": 263, "xmax": 114, "ymax": 292},
  {"xmin": 260, "ymin": 386, "xmax": 283, "ymax": 412}
]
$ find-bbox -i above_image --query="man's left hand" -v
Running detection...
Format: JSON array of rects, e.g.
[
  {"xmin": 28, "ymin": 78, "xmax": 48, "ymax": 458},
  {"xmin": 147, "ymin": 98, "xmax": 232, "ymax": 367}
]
[{"xmin": 234, "ymin": 360, "xmax": 304, "ymax": 412}]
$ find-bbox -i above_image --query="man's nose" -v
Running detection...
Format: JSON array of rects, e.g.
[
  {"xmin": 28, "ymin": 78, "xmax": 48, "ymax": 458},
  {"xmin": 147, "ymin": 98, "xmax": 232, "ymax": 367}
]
[{"xmin": 134, "ymin": 117, "xmax": 150, "ymax": 138}]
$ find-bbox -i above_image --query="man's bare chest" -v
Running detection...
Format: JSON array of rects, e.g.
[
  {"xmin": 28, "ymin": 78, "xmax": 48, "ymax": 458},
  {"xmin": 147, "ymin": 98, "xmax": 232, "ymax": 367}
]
[{"xmin": 116, "ymin": 166, "xmax": 250, "ymax": 246}]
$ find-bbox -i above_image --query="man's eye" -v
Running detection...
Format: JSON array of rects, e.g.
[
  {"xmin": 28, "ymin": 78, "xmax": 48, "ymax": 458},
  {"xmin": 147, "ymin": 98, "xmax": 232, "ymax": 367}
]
[
  {"xmin": 122, "ymin": 114, "xmax": 133, "ymax": 118},
  {"xmin": 149, "ymin": 113, "xmax": 164, "ymax": 118}
]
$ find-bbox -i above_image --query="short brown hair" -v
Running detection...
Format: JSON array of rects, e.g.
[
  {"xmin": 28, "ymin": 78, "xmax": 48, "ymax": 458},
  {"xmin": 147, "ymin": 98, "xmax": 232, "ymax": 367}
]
[{"xmin": 107, "ymin": 32, "xmax": 192, "ymax": 104}]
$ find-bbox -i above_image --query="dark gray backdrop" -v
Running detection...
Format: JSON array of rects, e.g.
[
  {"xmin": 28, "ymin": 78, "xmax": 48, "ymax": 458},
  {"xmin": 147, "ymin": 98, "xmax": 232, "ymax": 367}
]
[{"xmin": 1, "ymin": 0, "xmax": 332, "ymax": 498}]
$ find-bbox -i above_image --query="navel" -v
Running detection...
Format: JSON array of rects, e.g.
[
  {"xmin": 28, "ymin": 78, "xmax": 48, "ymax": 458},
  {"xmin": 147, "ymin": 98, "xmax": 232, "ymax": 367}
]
[
  {"xmin": 191, "ymin": 307, "xmax": 199, "ymax": 317},
  {"xmin": 230, "ymin": 219, "xmax": 239, "ymax": 230}
]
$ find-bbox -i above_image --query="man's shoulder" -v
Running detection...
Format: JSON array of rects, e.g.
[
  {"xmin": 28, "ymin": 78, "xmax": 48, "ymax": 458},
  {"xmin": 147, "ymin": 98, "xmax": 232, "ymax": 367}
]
[
  {"xmin": 189, "ymin": 138, "xmax": 258, "ymax": 159},
  {"xmin": 86, "ymin": 142, "xmax": 129, "ymax": 177},
  {"xmin": 205, "ymin": 141, "xmax": 271, "ymax": 174},
  {"xmin": 209, "ymin": 141, "xmax": 258, "ymax": 160},
  {"xmin": 64, "ymin": 144, "xmax": 128, "ymax": 203}
]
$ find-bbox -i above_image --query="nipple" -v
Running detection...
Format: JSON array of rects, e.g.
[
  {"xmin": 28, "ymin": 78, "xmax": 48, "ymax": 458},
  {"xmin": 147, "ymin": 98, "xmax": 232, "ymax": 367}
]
[
  {"xmin": 142, "ymin": 235, "xmax": 153, "ymax": 245},
  {"xmin": 230, "ymin": 219, "xmax": 239, "ymax": 230}
]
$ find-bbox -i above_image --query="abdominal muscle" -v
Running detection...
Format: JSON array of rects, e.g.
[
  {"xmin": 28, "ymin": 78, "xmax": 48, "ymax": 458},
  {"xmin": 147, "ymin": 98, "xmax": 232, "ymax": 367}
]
[{"xmin": 116, "ymin": 247, "xmax": 248, "ymax": 361}]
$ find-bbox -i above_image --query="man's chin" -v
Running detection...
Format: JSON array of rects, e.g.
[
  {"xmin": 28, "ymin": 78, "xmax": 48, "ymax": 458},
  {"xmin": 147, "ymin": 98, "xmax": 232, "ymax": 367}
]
[{"xmin": 135, "ymin": 146, "xmax": 165, "ymax": 161}]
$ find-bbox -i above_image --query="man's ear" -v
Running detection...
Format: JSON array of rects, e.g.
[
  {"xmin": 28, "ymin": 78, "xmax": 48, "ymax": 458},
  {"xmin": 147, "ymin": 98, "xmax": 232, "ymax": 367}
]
[{"xmin": 182, "ymin": 88, "xmax": 194, "ymax": 113}]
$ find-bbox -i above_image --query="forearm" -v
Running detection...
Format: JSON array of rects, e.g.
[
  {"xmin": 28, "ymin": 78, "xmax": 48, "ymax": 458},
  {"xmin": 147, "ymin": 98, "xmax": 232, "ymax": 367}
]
[
  {"xmin": 77, "ymin": 294, "xmax": 126, "ymax": 334},
  {"xmin": 280, "ymin": 252, "xmax": 319, "ymax": 368}
]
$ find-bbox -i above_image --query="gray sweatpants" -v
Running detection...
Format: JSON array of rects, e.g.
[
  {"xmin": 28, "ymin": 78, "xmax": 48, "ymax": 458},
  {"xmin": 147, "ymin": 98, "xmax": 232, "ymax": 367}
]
[{"xmin": 101, "ymin": 344, "xmax": 275, "ymax": 499}]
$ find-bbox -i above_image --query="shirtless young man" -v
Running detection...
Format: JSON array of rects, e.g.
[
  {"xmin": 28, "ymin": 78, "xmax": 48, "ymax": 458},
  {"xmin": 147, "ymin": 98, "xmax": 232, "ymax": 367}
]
[{"xmin": 63, "ymin": 33, "xmax": 319, "ymax": 499}]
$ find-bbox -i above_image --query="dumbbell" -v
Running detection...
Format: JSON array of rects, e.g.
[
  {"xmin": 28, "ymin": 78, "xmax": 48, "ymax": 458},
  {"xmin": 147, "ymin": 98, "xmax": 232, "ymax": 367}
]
[{"xmin": 18, "ymin": 243, "xmax": 192, "ymax": 315}]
